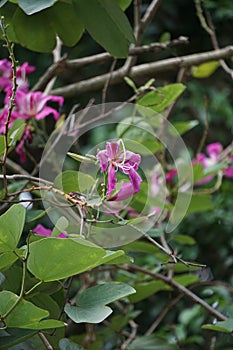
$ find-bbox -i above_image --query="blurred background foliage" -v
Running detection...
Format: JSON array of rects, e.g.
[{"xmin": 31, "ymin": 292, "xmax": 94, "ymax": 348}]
[{"xmin": 0, "ymin": 0, "xmax": 232, "ymax": 349}]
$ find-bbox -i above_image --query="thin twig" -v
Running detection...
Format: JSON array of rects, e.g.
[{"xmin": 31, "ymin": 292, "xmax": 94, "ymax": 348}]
[
  {"xmin": 205, "ymin": 10, "xmax": 233, "ymax": 79},
  {"xmin": 196, "ymin": 95, "xmax": 209, "ymax": 155},
  {"xmin": 38, "ymin": 332, "xmax": 53, "ymax": 350},
  {"xmin": 140, "ymin": 0, "xmax": 162, "ymax": 33}
]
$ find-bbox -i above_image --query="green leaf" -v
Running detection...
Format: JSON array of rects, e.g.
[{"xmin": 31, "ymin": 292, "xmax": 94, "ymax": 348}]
[
  {"xmin": 0, "ymin": 328, "xmax": 37, "ymax": 350},
  {"xmin": 129, "ymin": 281, "xmax": 171, "ymax": 303},
  {"xmin": 26, "ymin": 209, "xmax": 46, "ymax": 222},
  {"xmin": 172, "ymin": 234, "xmax": 196, "ymax": 245},
  {"xmin": 202, "ymin": 319, "xmax": 233, "ymax": 333},
  {"xmin": 73, "ymin": 0, "xmax": 135, "ymax": 58},
  {"xmin": 192, "ymin": 61, "xmax": 219, "ymax": 78},
  {"xmin": 187, "ymin": 194, "xmax": 213, "ymax": 214},
  {"xmin": 54, "ymin": 170, "xmax": 96, "ymax": 193},
  {"xmin": 174, "ymin": 274, "xmax": 199, "ymax": 286},
  {"xmin": 59, "ymin": 338, "xmax": 84, "ymax": 350},
  {"xmin": 0, "ymin": 290, "xmax": 65, "ymax": 329},
  {"xmin": 65, "ymin": 304, "xmax": 112, "ymax": 324},
  {"xmin": 18, "ymin": 0, "xmax": 56, "ymax": 15},
  {"xmin": 128, "ymin": 335, "xmax": 179, "ymax": 350},
  {"xmin": 48, "ymin": 2, "xmax": 83, "ymax": 46},
  {"xmin": 65, "ymin": 282, "xmax": 135, "ymax": 323},
  {"xmin": 0, "ymin": 0, "xmax": 8, "ymax": 7},
  {"xmin": 172, "ymin": 120, "xmax": 199, "ymax": 135},
  {"xmin": 8, "ymin": 118, "xmax": 26, "ymax": 145},
  {"xmin": 52, "ymin": 216, "xmax": 69, "ymax": 237},
  {"xmin": 116, "ymin": 0, "xmax": 132, "ymax": 10},
  {"xmin": 12, "ymin": 8, "xmax": 56, "ymax": 52},
  {"xmin": 0, "ymin": 204, "xmax": 26, "ymax": 253},
  {"xmin": 137, "ymin": 83, "xmax": 186, "ymax": 113},
  {"xmin": 0, "ymin": 251, "xmax": 19, "ymax": 271},
  {"xmin": 27, "ymin": 237, "xmax": 106, "ymax": 281},
  {"xmin": 77, "ymin": 282, "xmax": 135, "ymax": 307},
  {"xmin": 100, "ymin": 250, "xmax": 133, "ymax": 264}
]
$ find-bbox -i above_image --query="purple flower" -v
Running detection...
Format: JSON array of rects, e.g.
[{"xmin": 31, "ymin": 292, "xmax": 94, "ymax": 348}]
[
  {"xmin": 96, "ymin": 141, "xmax": 142, "ymax": 199},
  {"xmin": 0, "ymin": 59, "xmax": 35, "ymax": 91},
  {"xmin": 0, "ymin": 59, "xmax": 12, "ymax": 90},
  {"xmin": 14, "ymin": 90, "xmax": 64, "ymax": 120},
  {"xmin": 15, "ymin": 125, "xmax": 33, "ymax": 163},
  {"xmin": 193, "ymin": 142, "xmax": 233, "ymax": 184},
  {"xmin": 16, "ymin": 62, "xmax": 35, "ymax": 91},
  {"xmin": 33, "ymin": 224, "xmax": 68, "ymax": 238}
]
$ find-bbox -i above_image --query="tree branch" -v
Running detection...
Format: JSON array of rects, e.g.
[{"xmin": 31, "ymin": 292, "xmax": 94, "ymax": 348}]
[
  {"xmin": 121, "ymin": 264, "xmax": 228, "ymax": 321},
  {"xmin": 51, "ymin": 46, "xmax": 233, "ymax": 98}
]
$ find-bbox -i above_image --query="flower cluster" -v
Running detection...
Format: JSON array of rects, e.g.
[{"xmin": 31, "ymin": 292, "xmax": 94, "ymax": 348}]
[
  {"xmin": 166, "ymin": 142, "xmax": 233, "ymax": 186},
  {"xmin": 0, "ymin": 59, "xmax": 64, "ymax": 162},
  {"xmin": 96, "ymin": 141, "xmax": 142, "ymax": 201}
]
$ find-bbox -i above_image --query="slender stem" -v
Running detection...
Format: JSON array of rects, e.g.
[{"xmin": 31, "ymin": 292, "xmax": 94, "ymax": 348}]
[{"xmin": 0, "ymin": 17, "xmax": 18, "ymax": 198}]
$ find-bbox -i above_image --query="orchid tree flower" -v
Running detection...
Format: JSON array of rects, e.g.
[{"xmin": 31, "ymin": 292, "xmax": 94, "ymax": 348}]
[
  {"xmin": 193, "ymin": 142, "xmax": 233, "ymax": 184},
  {"xmin": 0, "ymin": 59, "xmax": 12, "ymax": 90},
  {"xmin": 14, "ymin": 90, "xmax": 64, "ymax": 120},
  {"xmin": 96, "ymin": 141, "xmax": 142, "ymax": 200},
  {"xmin": 0, "ymin": 59, "xmax": 35, "ymax": 91},
  {"xmin": 165, "ymin": 143, "xmax": 233, "ymax": 186},
  {"xmin": 33, "ymin": 224, "xmax": 68, "ymax": 238}
]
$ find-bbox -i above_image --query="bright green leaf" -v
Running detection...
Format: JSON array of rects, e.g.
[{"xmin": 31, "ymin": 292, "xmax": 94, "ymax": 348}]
[
  {"xmin": 54, "ymin": 170, "xmax": 96, "ymax": 193},
  {"xmin": 202, "ymin": 318, "xmax": 233, "ymax": 333},
  {"xmin": 0, "ymin": 251, "xmax": 19, "ymax": 270},
  {"xmin": 100, "ymin": 250, "xmax": 133, "ymax": 265},
  {"xmin": 192, "ymin": 61, "xmax": 219, "ymax": 78},
  {"xmin": 172, "ymin": 120, "xmax": 199, "ymax": 135},
  {"xmin": 0, "ymin": 204, "xmax": 26, "ymax": 253},
  {"xmin": 73, "ymin": 0, "xmax": 135, "ymax": 58},
  {"xmin": 174, "ymin": 274, "xmax": 199, "ymax": 286},
  {"xmin": 137, "ymin": 83, "xmax": 186, "ymax": 113},
  {"xmin": 52, "ymin": 216, "xmax": 69, "ymax": 237},
  {"xmin": 0, "ymin": 290, "xmax": 65, "ymax": 329},
  {"xmin": 27, "ymin": 237, "xmax": 106, "ymax": 281},
  {"xmin": 116, "ymin": 0, "xmax": 132, "ymax": 10}
]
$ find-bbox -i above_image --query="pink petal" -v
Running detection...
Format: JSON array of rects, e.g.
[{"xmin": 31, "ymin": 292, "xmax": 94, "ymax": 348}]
[
  {"xmin": 107, "ymin": 163, "xmax": 117, "ymax": 196},
  {"xmin": 33, "ymin": 224, "xmax": 52, "ymax": 237},
  {"xmin": 224, "ymin": 166, "xmax": 233, "ymax": 178},
  {"xmin": 106, "ymin": 141, "xmax": 120, "ymax": 159},
  {"xmin": 96, "ymin": 149, "xmax": 109, "ymax": 172},
  {"xmin": 128, "ymin": 168, "xmax": 142, "ymax": 193},
  {"xmin": 108, "ymin": 182, "xmax": 134, "ymax": 201},
  {"xmin": 166, "ymin": 169, "xmax": 177, "ymax": 183},
  {"xmin": 35, "ymin": 106, "xmax": 60, "ymax": 120},
  {"xmin": 206, "ymin": 142, "xmax": 222, "ymax": 160}
]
